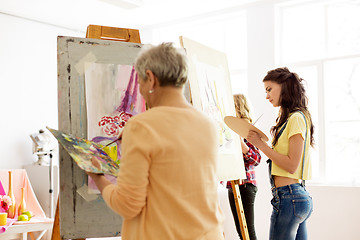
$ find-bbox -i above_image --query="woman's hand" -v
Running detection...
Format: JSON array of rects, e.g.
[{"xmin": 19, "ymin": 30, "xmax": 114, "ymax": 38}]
[
  {"xmin": 246, "ymin": 130, "xmax": 264, "ymax": 148},
  {"xmin": 86, "ymin": 157, "xmax": 104, "ymax": 177},
  {"xmin": 91, "ymin": 156, "xmax": 102, "ymax": 170},
  {"xmin": 86, "ymin": 156, "xmax": 111, "ymax": 193}
]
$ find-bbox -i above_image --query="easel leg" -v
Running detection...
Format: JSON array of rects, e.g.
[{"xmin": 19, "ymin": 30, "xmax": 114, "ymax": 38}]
[
  {"xmin": 51, "ymin": 197, "xmax": 86, "ymax": 240},
  {"xmin": 51, "ymin": 198, "xmax": 61, "ymax": 240},
  {"xmin": 231, "ymin": 180, "xmax": 250, "ymax": 240}
]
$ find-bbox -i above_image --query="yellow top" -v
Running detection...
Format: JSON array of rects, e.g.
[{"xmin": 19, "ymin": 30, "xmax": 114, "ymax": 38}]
[
  {"xmin": 272, "ymin": 112, "xmax": 312, "ymax": 180},
  {"xmin": 102, "ymin": 106, "xmax": 225, "ymax": 240}
]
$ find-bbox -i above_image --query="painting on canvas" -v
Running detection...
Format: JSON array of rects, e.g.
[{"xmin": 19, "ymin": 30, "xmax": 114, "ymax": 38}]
[
  {"xmin": 180, "ymin": 36, "xmax": 246, "ymax": 181},
  {"xmin": 57, "ymin": 36, "xmax": 144, "ymax": 238},
  {"xmin": 85, "ymin": 63, "xmax": 146, "ymax": 161},
  {"xmin": 84, "ymin": 63, "xmax": 146, "ymax": 191}
]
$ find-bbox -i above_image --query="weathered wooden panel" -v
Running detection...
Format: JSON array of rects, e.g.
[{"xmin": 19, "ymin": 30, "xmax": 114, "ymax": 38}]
[{"xmin": 57, "ymin": 36, "xmax": 142, "ymax": 239}]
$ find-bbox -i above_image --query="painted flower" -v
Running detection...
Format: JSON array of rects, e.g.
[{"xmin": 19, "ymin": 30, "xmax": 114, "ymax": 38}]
[
  {"xmin": 104, "ymin": 123, "xmax": 120, "ymax": 137},
  {"xmin": 120, "ymin": 112, "xmax": 133, "ymax": 122},
  {"xmin": 98, "ymin": 111, "xmax": 133, "ymax": 137}
]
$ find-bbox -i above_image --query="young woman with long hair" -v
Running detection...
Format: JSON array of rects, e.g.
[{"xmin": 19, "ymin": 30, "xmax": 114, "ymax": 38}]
[{"xmin": 247, "ymin": 67, "xmax": 314, "ymax": 240}]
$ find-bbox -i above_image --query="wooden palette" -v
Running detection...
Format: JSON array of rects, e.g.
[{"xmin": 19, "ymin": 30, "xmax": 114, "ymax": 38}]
[{"xmin": 224, "ymin": 116, "xmax": 269, "ymax": 142}]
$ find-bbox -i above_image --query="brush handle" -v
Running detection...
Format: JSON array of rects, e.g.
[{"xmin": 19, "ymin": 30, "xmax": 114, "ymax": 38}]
[{"xmin": 101, "ymin": 135, "xmax": 122, "ymax": 149}]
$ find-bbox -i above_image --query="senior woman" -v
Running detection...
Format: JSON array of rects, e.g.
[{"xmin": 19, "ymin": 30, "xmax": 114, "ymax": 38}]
[{"xmin": 87, "ymin": 42, "xmax": 225, "ymax": 240}]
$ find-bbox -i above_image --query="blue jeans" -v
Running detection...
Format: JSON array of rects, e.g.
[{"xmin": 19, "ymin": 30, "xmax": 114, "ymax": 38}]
[{"xmin": 269, "ymin": 183, "xmax": 313, "ymax": 240}]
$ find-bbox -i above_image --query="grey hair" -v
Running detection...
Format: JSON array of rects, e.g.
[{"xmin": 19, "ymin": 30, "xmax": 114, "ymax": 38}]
[{"xmin": 134, "ymin": 42, "xmax": 188, "ymax": 87}]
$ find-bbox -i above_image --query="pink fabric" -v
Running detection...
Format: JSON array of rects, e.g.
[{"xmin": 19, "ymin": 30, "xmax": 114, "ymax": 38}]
[
  {"xmin": 0, "ymin": 218, "xmax": 16, "ymax": 233},
  {"xmin": 0, "ymin": 180, "xmax": 5, "ymax": 195},
  {"xmin": 0, "ymin": 169, "xmax": 49, "ymax": 234}
]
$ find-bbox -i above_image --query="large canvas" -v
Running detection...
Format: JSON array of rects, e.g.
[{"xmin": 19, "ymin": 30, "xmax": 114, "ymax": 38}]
[
  {"xmin": 180, "ymin": 36, "xmax": 246, "ymax": 181},
  {"xmin": 57, "ymin": 36, "xmax": 143, "ymax": 239}
]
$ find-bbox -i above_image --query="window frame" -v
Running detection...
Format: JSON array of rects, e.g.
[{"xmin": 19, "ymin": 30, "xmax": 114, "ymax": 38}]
[{"xmin": 276, "ymin": 0, "xmax": 360, "ymax": 186}]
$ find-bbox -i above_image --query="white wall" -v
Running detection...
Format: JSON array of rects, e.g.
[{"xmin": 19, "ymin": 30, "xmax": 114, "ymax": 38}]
[
  {"xmin": 245, "ymin": 4, "xmax": 360, "ymax": 240},
  {"xmin": 307, "ymin": 185, "xmax": 360, "ymax": 239},
  {"xmin": 246, "ymin": 5, "xmax": 276, "ymax": 238},
  {"xmin": 0, "ymin": 13, "xmax": 83, "ymax": 170},
  {"xmin": 1, "ymin": 5, "xmax": 360, "ymax": 240},
  {"xmin": 254, "ymin": 159, "xmax": 360, "ymax": 240},
  {"xmin": 0, "ymin": 13, "xmax": 83, "ymax": 220}
]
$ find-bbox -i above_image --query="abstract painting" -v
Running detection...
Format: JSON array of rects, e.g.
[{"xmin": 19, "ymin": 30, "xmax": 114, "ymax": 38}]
[
  {"xmin": 180, "ymin": 36, "xmax": 246, "ymax": 181},
  {"xmin": 85, "ymin": 63, "xmax": 146, "ymax": 160},
  {"xmin": 84, "ymin": 63, "xmax": 146, "ymax": 192}
]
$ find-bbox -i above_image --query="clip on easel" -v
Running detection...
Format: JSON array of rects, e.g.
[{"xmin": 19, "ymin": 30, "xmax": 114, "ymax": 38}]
[{"xmin": 51, "ymin": 24, "xmax": 141, "ymax": 240}]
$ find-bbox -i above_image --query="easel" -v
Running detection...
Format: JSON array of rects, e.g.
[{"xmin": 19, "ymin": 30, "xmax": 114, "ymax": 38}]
[
  {"xmin": 179, "ymin": 37, "xmax": 250, "ymax": 240},
  {"xmin": 51, "ymin": 24, "xmax": 141, "ymax": 240},
  {"xmin": 230, "ymin": 180, "xmax": 250, "ymax": 240},
  {"xmin": 86, "ymin": 24, "xmax": 141, "ymax": 43}
]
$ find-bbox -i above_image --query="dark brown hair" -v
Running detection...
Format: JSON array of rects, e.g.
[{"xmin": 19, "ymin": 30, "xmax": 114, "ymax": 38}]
[{"xmin": 263, "ymin": 67, "xmax": 314, "ymax": 147}]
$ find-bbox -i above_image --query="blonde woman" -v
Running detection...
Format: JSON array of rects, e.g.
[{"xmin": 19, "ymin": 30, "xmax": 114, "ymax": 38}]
[{"xmin": 227, "ymin": 94, "xmax": 261, "ymax": 240}]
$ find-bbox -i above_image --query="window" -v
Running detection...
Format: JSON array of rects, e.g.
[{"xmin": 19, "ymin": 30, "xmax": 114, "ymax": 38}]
[
  {"xmin": 276, "ymin": 0, "xmax": 360, "ymax": 185},
  {"xmin": 148, "ymin": 11, "xmax": 248, "ymax": 94}
]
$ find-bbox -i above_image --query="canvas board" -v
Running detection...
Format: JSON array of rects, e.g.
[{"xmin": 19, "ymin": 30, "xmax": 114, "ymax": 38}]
[
  {"xmin": 180, "ymin": 36, "xmax": 246, "ymax": 181},
  {"xmin": 57, "ymin": 36, "xmax": 142, "ymax": 239}
]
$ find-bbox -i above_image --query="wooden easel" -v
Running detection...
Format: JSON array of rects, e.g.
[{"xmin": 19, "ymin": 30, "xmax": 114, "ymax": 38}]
[
  {"xmin": 51, "ymin": 24, "xmax": 141, "ymax": 240},
  {"xmin": 179, "ymin": 37, "xmax": 250, "ymax": 240},
  {"xmin": 86, "ymin": 24, "xmax": 141, "ymax": 43},
  {"xmin": 230, "ymin": 180, "xmax": 250, "ymax": 240}
]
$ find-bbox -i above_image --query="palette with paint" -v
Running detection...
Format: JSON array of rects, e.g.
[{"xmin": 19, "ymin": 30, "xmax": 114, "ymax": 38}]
[{"xmin": 47, "ymin": 126, "xmax": 119, "ymax": 176}]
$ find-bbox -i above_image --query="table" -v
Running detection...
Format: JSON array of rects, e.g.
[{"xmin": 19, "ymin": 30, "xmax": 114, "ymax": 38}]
[
  {"xmin": 1, "ymin": 221, "xmax": 53, "ymax": 240},
  {"xmin": 1, "ymin": 169, "xmax": 53, "ymax": 239}
]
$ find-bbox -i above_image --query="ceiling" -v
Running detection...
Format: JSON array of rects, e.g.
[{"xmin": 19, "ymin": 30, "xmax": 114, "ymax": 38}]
[{"xmin": 0, "ymin": 0, "xmax": 256, "ymax": 32}]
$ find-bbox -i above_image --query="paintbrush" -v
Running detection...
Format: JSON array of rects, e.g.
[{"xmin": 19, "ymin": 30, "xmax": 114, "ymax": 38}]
[
  {"xmin": 252, "ymin": 113, "xmax": 264, "ymax": 126},
  {"xmin": 101, "ymin": 135, "xmax": 122, "ymax": 149}
]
